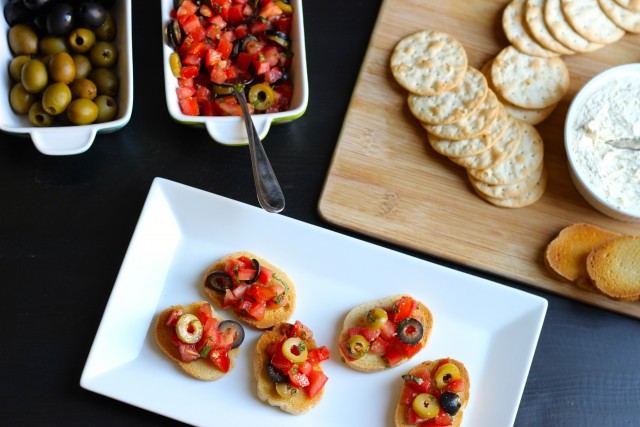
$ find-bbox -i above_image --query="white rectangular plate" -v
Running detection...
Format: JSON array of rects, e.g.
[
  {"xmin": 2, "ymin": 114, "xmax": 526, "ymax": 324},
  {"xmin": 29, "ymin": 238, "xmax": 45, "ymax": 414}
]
[{"xmin": 80, "ymin": 178, "xmax": 547, "ymax": 426}]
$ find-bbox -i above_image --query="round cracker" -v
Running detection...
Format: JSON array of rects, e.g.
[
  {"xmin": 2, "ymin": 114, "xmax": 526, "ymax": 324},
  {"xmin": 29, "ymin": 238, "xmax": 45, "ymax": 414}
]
[
  {"xmin": 525, "ymin": 0, "xmax": 576, "ymax": 55},
  {"xmin": 390, "ymin": 30, "xmax": 468, "ymax": 96},
  {"xmin": 422, "ymin": 89, "xmax": 501, "ymax": 140},
  {"xmin": 613, "ymin": 0, "xmax": 640, "ymax": 11},
  {"xmin": 544, "ymin": 0, "xmax": 605, "ymax": 52},
  {"xmin": 408, "ymin": 67, "xmax": 488, "ymax": 125},
  {"xmin": 449, "ymin": 114, "xmax": 522, "ymax": 170},
  {"xmin": 468, "ymin": 122, "xmax": 545, "ymax": 185},
  {"xmin": 427, "ymin": 105, "xmax": 508, "ymax": 157},
  {"xmin": 491, "ymin": 45, "xmax": 569, "ymax": 109},
  {"xmin": 503, "ymin": 0, "xmax": 559, "ymax": 57},
  {"xmin": 560, "ymin": 0, "xmax": 625, "ymax": 44},
  {"xmin": 599, "ymin": 0, "xmax": 640, "ymax": 33},
  {"xmin": 478, "ymin": 167, "xmax": 548, "ymax": 207},
  {"xmin": 470, "ymin": 162, "xmax": 544, "ymax": 199}
]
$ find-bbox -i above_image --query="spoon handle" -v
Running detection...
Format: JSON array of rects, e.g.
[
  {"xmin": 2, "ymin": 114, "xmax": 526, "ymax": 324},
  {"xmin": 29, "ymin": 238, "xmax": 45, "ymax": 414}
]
[{"xmin": 234, "ymin": 89, "xmax": 286, "ymax": 213}]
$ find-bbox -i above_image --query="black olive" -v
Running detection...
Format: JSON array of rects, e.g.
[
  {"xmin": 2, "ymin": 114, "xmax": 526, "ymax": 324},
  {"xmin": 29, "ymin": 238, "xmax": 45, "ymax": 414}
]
[
  {"xmin": 23, "ymin": 0, "xmax": 52, "ymax": 11},
  {"xmin": 205, "ymin": 270, "xmax": 233, "ymax": 294},
  {"xmin": 30, "ymin": 12, "xmax": 48, "ymax": 34},
  {"xmin": 243, "ymin": 258, "xmax": 261, "ymax": 284},
  {"xmin": 77, "ymin": 1, "xmax": 106, "ymax": 28},
  {"xmin": 96, "ymin": 0, "xmax": 115, "ymax": 8},
  {"xmin": 439, "ymin": 392, "xmax": 462, "ymax": 416},
  {"xmin": 4, "ymin": 1, "xmax": 30, "ymax": 26},
  {"xmin": 266, "ymin": 362, "xmax": 288, "ymax": 383},
  {"xmin": 264, "ymin": 30, "xmax": 290, "ymax": 49},
  {"xmin": 165, "ymin": 18, "xmax": 182, "ymax": 50},
  {"xmin": 46, "ymin": 2, "xmax": 74, "ymax": 35},
  {"xmin": 218, "ymin": 320, "xmax": 245, "ymax": 349},
  {"xmin": 230, "ymin": 33, "xmax": 257, "ymax": 60},
  {"xmin": 396, "ymin": 318, "xmax": 424, "ymax": 345}
]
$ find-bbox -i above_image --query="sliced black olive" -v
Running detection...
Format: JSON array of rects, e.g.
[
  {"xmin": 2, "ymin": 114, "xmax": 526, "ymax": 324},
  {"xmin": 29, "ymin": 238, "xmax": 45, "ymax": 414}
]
[
  {"xmin": 266, "ymin": 362, "xmax": 288, "ymax": 383},
  {"xmin": 165, "ymin": 18, "xmax": 182, "ymax": 50},
  {"xmin": 244, "ymin": 258, "xmax": 261, "ymax": 284},
  {"xmin": 218, "ymin": 320, "xmax": 245, "ymax": 349},
  {"xmin": 205, "ymin": 270, "xmax": 233, "ymax": 294},
  {"xmin": 439, "ymin": 392, "xmax": 462, "ymax": 416},
  {"xmin": 264, "ymin": 30, "xmax": 290, "ymax": 49},
  {"xmin": 230, "ymin": 33, "xmax": 257, "ymax": 60},
  {"xmin": 396, "ymin": 317, "xmax": 424, "ymax": 345}
]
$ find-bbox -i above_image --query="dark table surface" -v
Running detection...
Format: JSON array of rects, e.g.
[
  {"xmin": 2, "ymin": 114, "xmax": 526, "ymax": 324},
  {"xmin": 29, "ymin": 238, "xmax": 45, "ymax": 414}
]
[{"xmin": 2, "ymin": 1, "xmax": 640, "ymax": 426}]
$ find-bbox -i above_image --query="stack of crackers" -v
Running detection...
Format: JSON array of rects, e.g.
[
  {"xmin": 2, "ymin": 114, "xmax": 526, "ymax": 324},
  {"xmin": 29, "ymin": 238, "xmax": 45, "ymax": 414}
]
[{"xmin": 390, "ymin": 30, "xmax": 548, "ymax": 208}]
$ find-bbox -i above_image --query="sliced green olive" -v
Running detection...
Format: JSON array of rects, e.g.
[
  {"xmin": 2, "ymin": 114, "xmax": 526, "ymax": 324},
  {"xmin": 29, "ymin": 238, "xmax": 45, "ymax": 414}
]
[
  {"xmin": 396, "ymin": 317, "xmax": 424, "ymax": 345},
  {"xmin": 282, "ymin": 337, "xmax": 308, "ymax": 363},
  {"xmin": 275, "ymin": 382, "xmax": 300, "ymax": 398},
  {"xmin": 248, "ymin": 83, "xmax": 275, "ymax": 111},
  {"xmin": 364, "ymin": 307, "xmax": 388, "ymax": 330},
  {"xmin": 434, "ymin": 363, "xmax": 462, "ymax": 389},
  {"xmin": 345, "ymin": 334, "xmax": 370, "ymax": 359},
  {"xmin": 175, "ymin": 314, "xmax": 203, "ymax": 344},
  {"xmin": 412, "ymin": 393, "xmax": 440, "ymax": 420},
  {"xmin": 211, "ymin": 84, "xmax": 235, "ymax": 95},
  {"xmin": 169, "ymin": 52, "xmax": 181, "ymax": 78},
  {"xmin": 205, "ymin": 270, "xmax": 233, "ymax": 294}
]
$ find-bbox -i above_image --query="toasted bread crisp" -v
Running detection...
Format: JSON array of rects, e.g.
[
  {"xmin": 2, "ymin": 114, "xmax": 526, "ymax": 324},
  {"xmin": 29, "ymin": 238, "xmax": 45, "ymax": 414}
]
[
  {"xmin": 544, "ymin": 223, "xmax": 620, "ymax": 290},
  {"xmin": 338, "ymin": 294, "xmax": 433, "ymax": 373},
  {"xmin": 254, "ymin": 322, "xmax": 328, "ymax": 415},
  {"xmin": 395, "ymin": 358, "xmax": 470, "ymax": 427},
  {"xmin": 587, "ymin": 235, "xmax": 640, "ymax": 301},
  {"xmin": 155, "ymin": 301, "xmax": 242, "ymax": 381},
  {"xmin": 203, "ymin": 251, "xmax": 296, "ymax": 329}
]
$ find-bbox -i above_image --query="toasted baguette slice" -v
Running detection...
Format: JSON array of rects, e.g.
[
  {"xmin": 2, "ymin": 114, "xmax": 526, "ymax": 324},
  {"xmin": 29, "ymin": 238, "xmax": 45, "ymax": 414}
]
[
  {"xmin": 203, "ymin": 251, "xmax": 296, "ymax": 329},
  {"xmin": 254, "ymin": 322, "xmax": 327, "ymax": 415},
  {"xmin": 395, "ymin": 358, "xmax": 470, "ymax": 427},
  {"xmin": 587, "ymin": 235, "xmax": 640, "ymax": 301},
  {"xmin": 155, "ymin": 301, "xmax": 241, "ymax": 381},
  {"xmin": 544, "ymin": 223, "xmax": 620, "ymax": 290},
  {"xmin": 338, "ymin": 294, "xmax": 433, "ymax": 373}
]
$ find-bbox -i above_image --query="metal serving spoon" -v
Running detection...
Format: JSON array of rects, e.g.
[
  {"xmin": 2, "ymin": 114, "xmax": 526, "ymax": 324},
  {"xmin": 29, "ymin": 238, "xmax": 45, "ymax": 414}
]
[
  {"xmin": 223, "ymin": 74, "xmax": 285, "ymax": 213},
  {"xmin": 605, "ymin": 138, "xmax": 640, "ymax": 151}
]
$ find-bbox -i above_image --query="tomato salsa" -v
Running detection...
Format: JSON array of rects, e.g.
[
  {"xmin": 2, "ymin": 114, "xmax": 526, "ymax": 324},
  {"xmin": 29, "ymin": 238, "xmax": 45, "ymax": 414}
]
[
  {"xmin": 339, "ymin": 295, "xmax": 426, "ymax": 367},
  {"xmin": 167, "ymin": 0, "xmax": 295, "ymax": 116}
]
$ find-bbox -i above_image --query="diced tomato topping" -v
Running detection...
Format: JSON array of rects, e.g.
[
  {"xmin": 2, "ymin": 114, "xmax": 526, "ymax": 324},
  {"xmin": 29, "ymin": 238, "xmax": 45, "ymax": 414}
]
[
  {"xmin": 179, "ymin": 97, "xmax": 200, "ymax": 116},
  {"xmin": 247, "ymin": 299, "xmax": 266, "ymax": 320},
  {"xmin": 404, "ymin": 369, "xmax": 431, "ymax": 393},
  {"xmin": 275, "ymin": 15, "xmax": 292, "ymax": 33},
  {"xmin": 304, "ymin": 370, "xmax": 328, "ymax": 398},
  {"xmin": 369, "ymin": 336, "xmax": 390, "ymax": 355},
  {"xmin": 288, "ymin": 366, "xmax": 310, "ymax": 388},
  {"xmin": 215, "ymin": 96, "xmax": 244, "ymax": 115},
  {"xmin": 252, "ymin": 52, "xmax": 271, "ymax": 75},
  {"xmin": 419, "ymin": 409, "xmax": 452, "ymax": 426},
  {"xmin": 177, "ymin": 0, "xmax": 199, "ymax": 23},
  {"xmin": 264, "ymin": 66, "xmax": 283, "ymax": 84},
  {"xmin": 217, "ymin": 38, "xmax": 233, "ymax": 59},
  {"xmin": 399, "ymin": 340, "xmax": 423, "ymax": 358},
  {"xmin": 257, "ymin": 266, "xmax": 274, "ymax": 284},
  {"xmin": 382, "ymin": 342, "xmax": 406, "ymax": 367},
  {"xmin": 379, "ymin": 317, "xmax": 397, "ymax": 341},
  {"xmin": 348, "ymin": 326, "xmax": 380, "ymax": 342},
  {"xmin": 180, "ymin": 64, "xmax": 200, "ymax": 78},
  {"xmin": 290, "ymin": 320, "xmax": 313, "ymax": 340},
  {"xmin": 400, "ymin": 386, "xmax": 419, "ymax": 406},
  {"xmin": 406, "ymin": 406, "xmax": 426, "ymax": 425},
  {"xmin": 259, "ymin": 1, "xmax": 282, "ymax": 18},
  {"xmin": 391, "ymin": 296, "xmax": 416, "ymax": 323},
  {"xmin": 209, "ymin": 347, "xmax": 231, "ymax": 373},
  {"xmin": 178, "ymin": 343, "xmax": 200, "ymax": 362},
  {"xmin": 165, "ymin": 309, "xmax": 183, "ymax": 327},
  {"xmin": 307, "ymin": 346, "xmax": 331, "ymax": 365},
  {"xmin": 227, "ymin": 4, "xmax": 245, "ymax": 24},
  {"xmin": 443, "ymin": 378, "xmax": 465, "ymax": 393},
  {"xmin": 196, "ymin": 85, "xmax": 212, "ymax": 104}
]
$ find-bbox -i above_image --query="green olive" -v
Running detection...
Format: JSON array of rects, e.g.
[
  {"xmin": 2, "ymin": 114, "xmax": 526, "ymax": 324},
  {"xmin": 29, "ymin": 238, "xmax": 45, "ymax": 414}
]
[
  {"xmin": 89, "ymin": 68, "xmax": 118, "ymax": 96},
  {"xmin": 95, "ymin": 12, "xmax": 116, "ymax": 41},
  {"xmin": 364, "ymin": 307, "xmax": 388, "ymax": 330},
  {"xmin": 48, "ymin": 52, "xmax": 76, "ymax": 84},
  {"xmin": 345, "ymin": 334, "xmax": 370, "ymax": 359},
  {"xmin": 21, "ymin": 59, "xmax": 48, "ymax": 93},
  {"xmin": 434, "ymin": 363, "xmax": 462, "ymax": 389},
  {"xmin": 275, "ymin": 382, "xmax": 300, "ymax": 399},
  {"xmin": 67, "ymin": 98, "xmax": 99, "ymax": 125},
  {"xmin": 73, "ymin": 54, "xmax": 93, "ymax": 80},
  {"xmin": 9, "ymin": 83, "xmax": 38, "ymax": 114},
  {"xmin": 281, "ymin": 337, "xmax": 308, "ymax": 363},
  {"xmin": 70, "ymin": 78, "xmax": 97, "ymax": 100},
  {"xmin": 93, "ymin": 95, "xmax": 118, "ymax": 123},
  {"xmin": 8, "ymin": 23, "xmax": 38, "ymax": 56},
  {"xmin": 9, "ymin": 55, "xmax": 31, "ymax": 82},
  {"xmin": 248, "ymin": 83, "xmax": 275, "ymax": 111},
  {"xmin": 412, "ymin": 393, "xmax": 440, "ymax": 420},
  {"xmin": 42, "ymin": 82, "xmax": 72, "ymax": 115},
  {"xmin": 169, "ymin": 52, "xmax": 181, "ymax": 78},
  {"xmin": 94, "ymin": 95, "xmax": 117, "ymax": 123},
  {"xmin": 68, "ymin": 28, "xmax": 96, "ymax": 54},
  {"xmin": 39, "ymin": 36, "xmax": 68, "ymax": 56},
  {"xmin": 28, "ymin": 102, "xmax": 54, "ymax": 127},
  {"xmin": 174, "ymin": 314, "xmax": 203, "ymax": 344},
  {"xmin": 89, "ymin": 41, "xmax": 118, "ymax": 68}
]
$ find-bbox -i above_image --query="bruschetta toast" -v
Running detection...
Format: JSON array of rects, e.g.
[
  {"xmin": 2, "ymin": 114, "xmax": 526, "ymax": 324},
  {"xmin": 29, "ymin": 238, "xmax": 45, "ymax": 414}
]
[
  {"xmin": 203, "ymin": 251, "xmax": 296, "ymax": 329},
  {"xmin": 338, "ymin": 294, "xmax": 433, "ymax": 372},
  {"xmin": 253, "ymin": 321, "xmax": 331, "ymax": 415},
  {"xmin": 395, "ymin": 358, "xmax": 470, "ymax": 427},
  {"xmin": 155, "ymin": 301, "xmax": 245, "ymax": 380}
]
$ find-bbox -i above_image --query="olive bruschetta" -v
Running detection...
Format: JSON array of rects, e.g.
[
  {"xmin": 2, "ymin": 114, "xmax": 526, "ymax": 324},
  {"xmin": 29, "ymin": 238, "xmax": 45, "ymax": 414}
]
[
  {"xmin": 338, "ymin": 294, "xmax": 433, "ymax": 372},
  {"xmin": 395, "ymin": 358, "xmax": 470, "ymax": 427},
  {"xmin": 155, "ymin": 301, "xmax": 245, "ymax": 380},
  {"xmin": 203, "ymin": 251, "xmax": 296, "ymax": 329},
  {"xmin": 254, "ymin": 321, "xmax": 331, "ymax": 414}
]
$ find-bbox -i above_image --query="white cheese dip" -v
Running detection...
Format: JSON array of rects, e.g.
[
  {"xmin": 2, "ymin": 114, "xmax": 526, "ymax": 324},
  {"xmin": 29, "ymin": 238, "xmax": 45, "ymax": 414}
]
[{"xmin": 570, "ymin": 77, "xmax": 640, "ymax": 215}]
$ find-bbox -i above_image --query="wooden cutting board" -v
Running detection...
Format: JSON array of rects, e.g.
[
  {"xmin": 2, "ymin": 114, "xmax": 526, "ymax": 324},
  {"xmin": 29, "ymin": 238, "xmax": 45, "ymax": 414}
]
[{"xmin": 318, "ymin": 0, "xmax": 640, "ymax": 318}]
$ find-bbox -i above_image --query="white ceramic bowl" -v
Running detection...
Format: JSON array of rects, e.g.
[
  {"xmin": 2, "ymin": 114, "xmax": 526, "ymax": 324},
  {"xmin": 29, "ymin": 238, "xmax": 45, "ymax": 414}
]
[
  {"xmin": 160, "ymin": 0, "xmax": 308, "ymax": 145},
  {"xmin": 564, "ymin": 63, "xmax": 640, "ymax": 223},
  {"xmin": 0, "ymin": 0, "xmax": 133, "ymax": 156}
]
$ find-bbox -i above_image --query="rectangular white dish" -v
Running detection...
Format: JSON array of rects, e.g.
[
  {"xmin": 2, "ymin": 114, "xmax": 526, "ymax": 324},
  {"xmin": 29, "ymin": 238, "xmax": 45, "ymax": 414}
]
[{"xmin": 80, "ymin": 177, "xmax": 547, "ymax": 426}]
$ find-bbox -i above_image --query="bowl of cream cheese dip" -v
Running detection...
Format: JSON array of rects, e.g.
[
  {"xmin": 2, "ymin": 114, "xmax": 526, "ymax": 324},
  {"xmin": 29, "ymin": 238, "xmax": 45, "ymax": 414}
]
[{"xmin": 564, "ymin": 63, "xmax": 640, "ymax": 223}]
